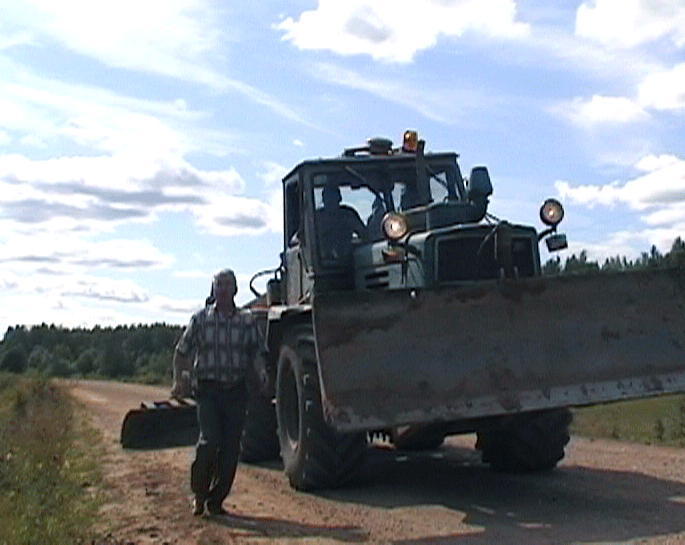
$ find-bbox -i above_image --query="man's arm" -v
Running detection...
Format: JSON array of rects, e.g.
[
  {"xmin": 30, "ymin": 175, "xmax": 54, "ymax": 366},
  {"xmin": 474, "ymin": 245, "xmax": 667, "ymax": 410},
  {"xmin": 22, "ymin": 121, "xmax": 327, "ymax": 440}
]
[
  {"xmin": 171, "ymin": 350, "xmax": 193, "ymax": 398},
  {"xmin": 171, "ymin": 315, "xmax": 196, "ymax": 398}
]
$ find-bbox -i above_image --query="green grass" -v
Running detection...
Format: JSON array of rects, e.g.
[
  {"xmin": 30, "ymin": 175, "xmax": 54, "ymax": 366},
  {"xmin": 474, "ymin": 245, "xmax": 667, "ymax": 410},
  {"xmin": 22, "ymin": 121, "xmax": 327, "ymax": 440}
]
[
  {"xmin": 572, "ymin": 393, "xmax": 685, "ymax": 446},
  {"xmin": 0, "ymin": 373, "xmax": 101, "ymax": 545}
]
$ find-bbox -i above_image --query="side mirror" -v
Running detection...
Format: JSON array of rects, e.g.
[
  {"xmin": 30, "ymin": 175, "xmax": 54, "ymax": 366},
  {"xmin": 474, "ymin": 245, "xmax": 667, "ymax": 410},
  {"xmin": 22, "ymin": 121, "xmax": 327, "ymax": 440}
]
[{"xmin": 467, "ymin": 166, "xmax": 493, "ymax": 200}]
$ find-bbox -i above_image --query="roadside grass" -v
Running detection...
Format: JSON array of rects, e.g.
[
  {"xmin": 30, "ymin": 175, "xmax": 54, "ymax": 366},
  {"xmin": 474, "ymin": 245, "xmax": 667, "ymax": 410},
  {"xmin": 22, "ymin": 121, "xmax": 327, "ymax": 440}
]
[
  {"xmin": 0, "ymin": 373, "xmax": 102, "ymax": 545},
  {"xmin": 572, "ymin": 393, "xmax": 685, "ymax": 446}
]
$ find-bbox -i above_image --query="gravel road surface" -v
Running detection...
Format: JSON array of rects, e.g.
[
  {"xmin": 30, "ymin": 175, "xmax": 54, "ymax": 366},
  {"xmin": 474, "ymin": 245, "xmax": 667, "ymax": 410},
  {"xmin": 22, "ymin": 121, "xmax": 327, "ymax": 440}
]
[{"xmin": 67, "ymin": 379, "xmax": 685, "ymax": 545}]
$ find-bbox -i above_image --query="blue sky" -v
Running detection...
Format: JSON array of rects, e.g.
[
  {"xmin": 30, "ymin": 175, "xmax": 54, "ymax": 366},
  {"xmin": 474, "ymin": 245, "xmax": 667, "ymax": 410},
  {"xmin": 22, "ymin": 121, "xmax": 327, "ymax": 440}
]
[{"xmin": 1, "ymin": 0, "xmax": 684, "ymax": 333}]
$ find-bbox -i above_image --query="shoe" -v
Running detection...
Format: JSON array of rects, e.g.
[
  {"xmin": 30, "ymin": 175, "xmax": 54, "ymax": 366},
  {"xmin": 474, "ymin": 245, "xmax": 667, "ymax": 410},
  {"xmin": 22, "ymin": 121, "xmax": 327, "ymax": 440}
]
[
  {"xmin": 206, "ymin": 503, "xmax": 229, "ymax": 516},
  {"xmin": 192, "ymin": 498, "xmax": 205, "ymax": 516}
]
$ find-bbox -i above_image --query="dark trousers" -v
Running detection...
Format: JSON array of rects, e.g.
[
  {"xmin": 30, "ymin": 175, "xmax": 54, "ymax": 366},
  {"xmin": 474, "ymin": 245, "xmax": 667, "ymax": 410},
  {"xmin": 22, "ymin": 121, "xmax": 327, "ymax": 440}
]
[{"xmin": 190, "ymin": 380, "xmax": 248, "ymax": 509}]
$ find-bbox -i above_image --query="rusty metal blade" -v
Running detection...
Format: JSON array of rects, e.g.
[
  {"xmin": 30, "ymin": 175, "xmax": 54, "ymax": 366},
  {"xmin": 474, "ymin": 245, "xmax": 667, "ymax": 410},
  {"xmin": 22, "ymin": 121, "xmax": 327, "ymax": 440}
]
[
  {"xmin": 120, "ymin": 399, "xmax": 198, "ymax": 449},
  {"xmin": 313, "ymin": 267, "xmax": 685, "ymax": 431}
]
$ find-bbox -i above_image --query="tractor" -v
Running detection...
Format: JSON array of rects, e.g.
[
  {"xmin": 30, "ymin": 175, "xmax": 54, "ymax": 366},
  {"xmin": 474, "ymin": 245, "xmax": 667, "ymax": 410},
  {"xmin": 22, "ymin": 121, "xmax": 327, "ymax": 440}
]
[{"xmin": 124, "ymin": 131, "xmax": 685, "ymax": 492}]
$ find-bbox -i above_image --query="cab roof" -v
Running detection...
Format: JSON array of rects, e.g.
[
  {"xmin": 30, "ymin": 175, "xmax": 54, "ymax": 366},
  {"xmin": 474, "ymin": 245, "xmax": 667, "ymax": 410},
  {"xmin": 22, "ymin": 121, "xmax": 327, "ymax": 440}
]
[{"xmin": 281, "ymin": 150, "xmax": 459, "ymax": 185}]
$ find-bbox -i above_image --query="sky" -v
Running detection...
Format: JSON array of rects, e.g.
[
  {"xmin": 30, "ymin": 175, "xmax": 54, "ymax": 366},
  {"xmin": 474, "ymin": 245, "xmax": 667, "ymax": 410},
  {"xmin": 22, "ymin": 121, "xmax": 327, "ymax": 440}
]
[{"xmin": 0, "ymin": 0, "xmax": 684, "ymax": 334}]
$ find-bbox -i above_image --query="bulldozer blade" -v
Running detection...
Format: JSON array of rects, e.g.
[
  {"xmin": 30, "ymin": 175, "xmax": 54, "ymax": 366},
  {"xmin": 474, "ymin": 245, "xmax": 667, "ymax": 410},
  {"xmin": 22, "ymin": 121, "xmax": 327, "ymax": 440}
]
[
  {"xmin": 120, "ymin": 398, "xmax": 198, "ymax": 449},
  {"xmin": 313, "ymin": 266, "xmax": 685, "ymax": 432}
]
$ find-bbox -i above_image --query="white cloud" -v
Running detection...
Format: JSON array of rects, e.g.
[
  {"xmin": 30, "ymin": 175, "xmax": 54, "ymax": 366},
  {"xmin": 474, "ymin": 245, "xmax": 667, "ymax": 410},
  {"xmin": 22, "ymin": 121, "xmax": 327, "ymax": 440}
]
[
  {"xmin": 13, "ymin": 0, "xmax": 222, "ymax": 81},
  {"xmin": 641, "ymin": 203, "xmax": 685, "ymax": 226},
  {"xmin": 255, "ymin": 163, "xmax": 287, "ymax": 233},
  {"xmin": 634, "ymin": 154, "xmax": 681, "ymax": 172},
  {"xmin": 638, "ymin": 62, "xmax": 685, "ymax": 111},
  {"xmin": 0, "ymin": 67, "xmax": 286, "ymax": 237},
  {"xmin": 310, "ymin": 62, "xmax": 487, "ymax": 124},
  {"xmin": 562, "ymin": 231, "xmax": 645, "ymax": 263},
  {"xmin": 0, "ymin": 235, "xmax": 174, "ymax": 271},
  {"xmin": 556, "ymin": 154, "xmax": 685, "ymax": 216},
  {"xmin": 259, "ymin": 161, "xmax": 288, "ymax": 187},
  {"xmin": 153, "ymin": 294, "xmax": 203, "ymax": 316},
  {"xmin": 0, "ymin": 279, "xmax": 194, "ymax": 330},
  {"xmin": 59, "ymin": 277, "xmax": 150, "ymax": 304},
  {"xmin": 195, "ymin": 194, "xmax": 277, "ymax": 236},
  {"xmin": 0, "ymin": 152, "xmax": 285, "ymax": 237},
  {"xmin": 4, "ymin": 270, "xmax": 150, "ymax": 307},
  {"xmin": 554, "ymin": 95, "xmax": 649, "ymax": 128},
  {"xmin": 0, "ymin": 271, "xmax": 19, "ymax": 290},
  {"xmin": 553, "ymin": 151, "xmax": 685, "ymax": 261},
  {"xmin": 173, "ymin": 269, "xmax": 209, "ymax": 279},
  {"xmin": 277, "ymin": 0, "xmax": 530, "ymax": 63},
  {"xmin": 258, "ymin": 162, "xmax": 287, "ymax": 231},
  {"xmin": 0, "ymin": 32, "xmax": 33, "ymax": 51},
  {"xmin": 0, "ymin": 238, "xmax": 197, "ymax": 330},
  {"xmin": 0, "ymin": 9, "xmax": 307, "ymax": 126},
  {"xmin": 576, "ymin": 0, "xmax": 685, "ymax": 48},
  {"xmin": 559, "ymin": 224, "xmax": 685, "ymax": 265},
  {"xmin": 19, "ymin": 135, "xmax": 46, "ymax": 148},
  {"xmin": 0, "ymin": 64, "xmax": 221, "ymax": 158}
]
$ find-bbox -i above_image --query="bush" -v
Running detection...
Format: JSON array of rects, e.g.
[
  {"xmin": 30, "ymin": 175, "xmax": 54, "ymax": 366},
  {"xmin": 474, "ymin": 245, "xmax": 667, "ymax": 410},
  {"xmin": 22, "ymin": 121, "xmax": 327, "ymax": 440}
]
[{"xmin": 0, "ymin": 347, "xmax": 27, "ymax": 374}]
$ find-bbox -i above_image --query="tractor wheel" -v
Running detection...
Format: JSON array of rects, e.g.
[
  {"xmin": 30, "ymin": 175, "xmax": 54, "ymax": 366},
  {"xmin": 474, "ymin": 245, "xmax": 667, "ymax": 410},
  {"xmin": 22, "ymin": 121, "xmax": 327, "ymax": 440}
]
[
  {"xmin": 240, "ymin": 391, "xmax": 280, "ymax": 463},
  {"xmin": 391, "ymin": 425, "xmax": 445, "ymax": 451},
  {"xmin": 476, "ymin": 408, "xmax": 572, "ymax": 473},
  {"xmin": 275, "ymin": 325, "xmax": 367, "ymax": 491}
]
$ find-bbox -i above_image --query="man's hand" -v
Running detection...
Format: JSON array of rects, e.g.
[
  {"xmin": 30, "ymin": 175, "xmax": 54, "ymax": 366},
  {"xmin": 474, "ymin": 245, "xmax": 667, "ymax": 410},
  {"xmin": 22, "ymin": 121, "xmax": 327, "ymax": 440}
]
[{"xmin": 171, "ymin": 371, "xmax": 192, "ymax": 399}]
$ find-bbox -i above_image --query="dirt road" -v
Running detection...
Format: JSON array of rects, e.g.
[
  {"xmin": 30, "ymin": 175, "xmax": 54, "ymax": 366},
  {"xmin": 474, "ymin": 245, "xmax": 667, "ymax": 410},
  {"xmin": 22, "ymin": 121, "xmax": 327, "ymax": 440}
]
[{"xmin": 67, "ymin": 379, "xmax": 685, "ymax": 544}]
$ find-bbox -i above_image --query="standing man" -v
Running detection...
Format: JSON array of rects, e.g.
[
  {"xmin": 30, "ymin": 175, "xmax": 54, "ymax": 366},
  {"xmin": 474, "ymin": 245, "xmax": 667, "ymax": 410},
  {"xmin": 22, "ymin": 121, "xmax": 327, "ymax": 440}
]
[{"xmin": 171, "ymin": 268, "xmax": 261, "ymax": 517}]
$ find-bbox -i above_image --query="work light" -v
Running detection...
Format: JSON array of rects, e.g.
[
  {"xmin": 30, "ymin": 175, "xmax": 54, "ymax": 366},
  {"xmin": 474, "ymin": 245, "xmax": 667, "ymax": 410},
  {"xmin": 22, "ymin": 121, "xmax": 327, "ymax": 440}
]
[
  {"xmin": 540, "ymin": 198, "xmax": 564, "ymax": 226},
  {"xmin": 382, "ymin": 212, "xmax": 409, "ymax": 241}
]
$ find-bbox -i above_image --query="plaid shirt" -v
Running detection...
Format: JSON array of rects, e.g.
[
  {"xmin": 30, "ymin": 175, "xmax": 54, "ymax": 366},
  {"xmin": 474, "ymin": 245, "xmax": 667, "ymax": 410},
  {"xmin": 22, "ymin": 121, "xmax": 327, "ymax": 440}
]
[{"xmin": 176, "ymin": 305, "xmax": 259, "ymax": 387}]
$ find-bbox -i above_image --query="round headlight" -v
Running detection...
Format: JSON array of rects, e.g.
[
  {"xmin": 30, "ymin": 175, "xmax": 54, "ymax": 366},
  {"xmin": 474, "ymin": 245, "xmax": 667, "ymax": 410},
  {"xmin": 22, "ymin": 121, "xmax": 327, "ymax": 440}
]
[
  {"xmin": 540, "ymin": 198, "xmax": 564, "ymax": 226},
  {"xmin": 382, "ymin": 212, "xmax": 408, "ymax": 241}
]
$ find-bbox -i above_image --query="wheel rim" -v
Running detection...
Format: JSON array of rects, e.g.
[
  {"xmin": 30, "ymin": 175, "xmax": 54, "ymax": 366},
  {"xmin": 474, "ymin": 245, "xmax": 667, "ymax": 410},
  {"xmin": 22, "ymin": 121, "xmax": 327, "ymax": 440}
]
[{"xmin": 280, "ymin": 355, "xmax": 300, "ymax": 451}]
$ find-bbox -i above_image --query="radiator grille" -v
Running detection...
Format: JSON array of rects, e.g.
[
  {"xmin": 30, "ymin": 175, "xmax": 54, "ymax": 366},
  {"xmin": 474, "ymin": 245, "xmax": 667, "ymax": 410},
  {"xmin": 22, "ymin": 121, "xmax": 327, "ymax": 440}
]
[
  {"xmin": 365, "ymin": 270, "xmax": 390, "ymax": 289},
  {"xmin": 437, "ymin": 234, "xmax": 536, "ymax": 282}
]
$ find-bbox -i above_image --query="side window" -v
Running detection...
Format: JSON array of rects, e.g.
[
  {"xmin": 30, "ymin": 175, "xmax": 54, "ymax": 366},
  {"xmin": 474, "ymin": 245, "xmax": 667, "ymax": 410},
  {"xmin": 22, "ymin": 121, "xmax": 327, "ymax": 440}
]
[
  {"xmin": 429, "ymin": 171, "xmax": 449, "ymax": 202},
  {"xmin": 312, "ymin": 174, "xmax": 328, "ymax": 210},
  {"xmin": 284, "ymin": 177, "xmax": 299, "ymax": 247}
]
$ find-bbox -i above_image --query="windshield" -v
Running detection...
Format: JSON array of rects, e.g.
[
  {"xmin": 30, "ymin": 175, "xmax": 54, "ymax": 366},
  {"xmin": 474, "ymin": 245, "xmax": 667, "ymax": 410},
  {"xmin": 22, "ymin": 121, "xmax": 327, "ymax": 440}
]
[
  {"xmin": 313, "ymin": 159, "xmax": 459, "ymax": 216},
  {"xmin": 311, "ymin": 158, "xmax": 461, "ymax": 261}
]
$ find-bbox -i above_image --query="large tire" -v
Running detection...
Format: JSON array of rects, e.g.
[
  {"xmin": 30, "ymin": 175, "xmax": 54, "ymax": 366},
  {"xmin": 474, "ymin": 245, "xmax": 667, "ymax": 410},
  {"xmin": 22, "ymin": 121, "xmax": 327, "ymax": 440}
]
[
  {"xmin": 275, "ymin": 324, "xmax": 367, "ymax": 491},
  {"xmin": 240, "ymin": 392, "xmax": 280, "ymax": 463},
  {"xmin": 476, "ymin": 408, "xmax": 572, "ymax": 473}
]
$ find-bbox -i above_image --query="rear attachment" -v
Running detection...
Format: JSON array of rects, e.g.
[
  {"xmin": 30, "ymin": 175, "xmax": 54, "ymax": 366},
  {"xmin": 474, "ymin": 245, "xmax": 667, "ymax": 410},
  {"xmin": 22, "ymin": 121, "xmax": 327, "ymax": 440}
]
[{"xmin": 120, "ymin": 398, "xmax": 198, "ymax": 449}]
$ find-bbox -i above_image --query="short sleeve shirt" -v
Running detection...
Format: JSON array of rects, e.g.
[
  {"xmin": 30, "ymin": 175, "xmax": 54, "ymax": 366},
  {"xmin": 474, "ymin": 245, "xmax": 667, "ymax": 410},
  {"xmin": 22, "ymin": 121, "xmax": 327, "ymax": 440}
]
[{"xmin": 175, "ymin": 305, "xmax": 259, "ymax": 387}]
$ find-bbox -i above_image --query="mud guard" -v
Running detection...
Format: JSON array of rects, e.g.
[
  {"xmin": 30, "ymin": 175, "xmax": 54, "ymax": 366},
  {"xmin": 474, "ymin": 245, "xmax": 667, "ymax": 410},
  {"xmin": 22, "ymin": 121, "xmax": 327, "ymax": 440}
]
[
  {"xmin": 313, "ymin": 267, "xmax": 685, "ymax": 432},
  {"xmin": 120, "ymin": 398, "xmax": 198, "ymax": 449}
]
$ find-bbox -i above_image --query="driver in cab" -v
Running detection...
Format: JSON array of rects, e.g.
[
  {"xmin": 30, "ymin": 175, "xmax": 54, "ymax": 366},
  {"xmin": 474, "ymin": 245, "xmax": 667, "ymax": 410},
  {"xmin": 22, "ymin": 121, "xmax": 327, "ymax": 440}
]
[{"xmin": 316, "ymin": 182, "xmax": 367, "ymax": 262}]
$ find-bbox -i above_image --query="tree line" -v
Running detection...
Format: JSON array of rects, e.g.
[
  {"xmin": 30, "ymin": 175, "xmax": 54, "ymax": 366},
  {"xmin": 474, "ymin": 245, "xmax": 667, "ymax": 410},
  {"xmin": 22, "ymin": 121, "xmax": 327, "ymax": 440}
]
[
  {"xmin": 1, "ymin": 237, "xmax": 684, "ymax": 381},
  {"xmin": 541, "ymin": 237, "xmax": 685, "ymax": 275},
  {"xmin": 0, "ymin": 322, "xmax": 183, "ymax": 383}
]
